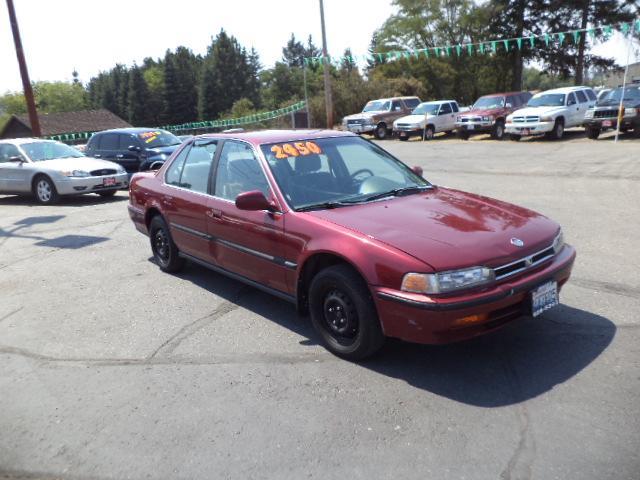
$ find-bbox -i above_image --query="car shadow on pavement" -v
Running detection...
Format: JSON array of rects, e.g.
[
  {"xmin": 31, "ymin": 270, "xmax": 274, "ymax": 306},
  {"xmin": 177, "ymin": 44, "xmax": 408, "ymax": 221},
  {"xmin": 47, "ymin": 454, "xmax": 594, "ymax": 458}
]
[
  {"xmin": 170, "ymin": 261, "xmax": 614, "ymax": 407},
  {"xmin": 0, "ymin": 193, "xmax": 128, "ymax": 207},
  {"xmin": 363, "ymin": 305, "xmax": 615, "ymax": 407}
]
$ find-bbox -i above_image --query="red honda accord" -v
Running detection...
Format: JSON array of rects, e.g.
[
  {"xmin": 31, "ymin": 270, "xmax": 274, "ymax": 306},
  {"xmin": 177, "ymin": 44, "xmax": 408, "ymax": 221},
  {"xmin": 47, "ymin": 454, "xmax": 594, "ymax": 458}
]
[{"xmin": 128, "ymin": 130, "xmax": 575, "ymax": 360}]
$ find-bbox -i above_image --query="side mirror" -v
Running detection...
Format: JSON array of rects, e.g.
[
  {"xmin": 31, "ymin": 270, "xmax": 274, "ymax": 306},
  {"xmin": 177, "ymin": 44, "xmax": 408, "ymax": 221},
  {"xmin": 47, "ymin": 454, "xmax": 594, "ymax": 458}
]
[
  {"xmin": 235, "ymin": 190, "xmax": 275, "ymax": 212},
  {"xmin": 506, "ymin": 103, "xmax": 512, "ymax": 108},
  {"xmin": 412, "ymin": 166, "xmax": 424, "ymax": 177},
  {"xmin": 8, "ymin": 156, "xmax": 25, "ymax": 163},
  {"xmin": 128, "ymin": 145, "xmax": 141, "ymax": 152}
]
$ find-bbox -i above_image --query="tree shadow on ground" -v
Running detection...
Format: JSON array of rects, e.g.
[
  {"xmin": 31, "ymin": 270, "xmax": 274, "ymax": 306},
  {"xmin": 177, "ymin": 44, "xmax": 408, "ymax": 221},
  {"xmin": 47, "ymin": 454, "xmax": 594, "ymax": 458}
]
[{"xmin": 170, "ymin": 259, "xmax": 615, "ymax": 407}]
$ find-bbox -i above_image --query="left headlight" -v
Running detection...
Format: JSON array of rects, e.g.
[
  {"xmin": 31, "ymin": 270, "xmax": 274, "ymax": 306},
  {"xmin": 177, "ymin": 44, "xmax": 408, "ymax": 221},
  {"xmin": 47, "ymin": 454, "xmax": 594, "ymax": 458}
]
[
  {"xmin": 62, "ymin": 170, "xmax": 90, "ymax": 178},
  {"xmin": 584, "ymin": 109, "xmax": 594, "ymax": 119},
  {"xmin": 401, "ymin": 267, "xmax": 495, "ymax": 294},
  {"xmin": 482, "ymin": 115, "xmax": 494, "ymax": 122},
  {"xmin": 540, "ymin": 115, "xmax": 554, "ymax": 122},
  {"xmin": 552, "ymin": 230, "xmax": 564, "ymax": 254}
]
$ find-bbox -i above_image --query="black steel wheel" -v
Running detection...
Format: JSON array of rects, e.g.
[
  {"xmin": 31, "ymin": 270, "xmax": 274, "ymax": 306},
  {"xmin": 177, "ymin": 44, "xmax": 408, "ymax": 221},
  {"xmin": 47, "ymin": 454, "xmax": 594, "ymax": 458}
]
[
  {"xmin": 149, "ymin": 216, "xmax": 185, "ymax": 273},
  {"xmin": 309, "ymin": 264, "xmax": 385, "ymax": 360},
  {"xmin": 586, "ymin": 127, "xmax": 601, "ymax": 140}
]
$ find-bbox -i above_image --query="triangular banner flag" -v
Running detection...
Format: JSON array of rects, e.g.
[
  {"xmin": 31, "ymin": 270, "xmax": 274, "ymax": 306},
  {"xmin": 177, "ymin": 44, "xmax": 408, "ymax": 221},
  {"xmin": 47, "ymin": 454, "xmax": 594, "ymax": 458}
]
[
  {"xmin": 456, "ymin": 45, "xmax": 462, "ymax": 56},
  {"xmin": 503, "ymin": 39, "xmax": 509, "ymax": 50},
  {"xmin": 572, "ymin": 30, "xmax": 580, "ymax": 43},
  {"xmin": 516, "ymin": 37, "xmax": 522, "ymax": 50},
  {"xmin": 467, "ymin": 44, "xmax": 473, "ymax": 55},
  {"xmin": 557, "ymin": 32, "xmax": 565, "ymax": 45},
  {"xmin": 529, "ymin": 36, "xmax": 535, "ymax": 47}
]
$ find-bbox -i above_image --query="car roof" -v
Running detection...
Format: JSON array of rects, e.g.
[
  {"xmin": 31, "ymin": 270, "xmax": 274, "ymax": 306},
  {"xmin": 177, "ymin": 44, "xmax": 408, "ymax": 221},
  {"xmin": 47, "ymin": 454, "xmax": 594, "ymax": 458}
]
[
  {"xmin": 419, "ymin": 100, "xmax": 457, "ymax": 104},
  {"xmin": 93, "ymin": 127, "xmax": 170, "ymax": 134},
  {"xmin": 194, "ymin": 129, "xmax": 355, "ymax": 146},
  {"xmin": 0, "ymin": 137, "xmax": 58, "ymax": 145},
  {"xmin": 369, "ymin": 96, "xmax": 419, "ymax": 102},
  {"xmin": 479, "ymin": 91, "xmax": 529, "ymax": 98},
  {"xmin": 536, "ymin": 86, "xmax": 592, "ymax": 95}
]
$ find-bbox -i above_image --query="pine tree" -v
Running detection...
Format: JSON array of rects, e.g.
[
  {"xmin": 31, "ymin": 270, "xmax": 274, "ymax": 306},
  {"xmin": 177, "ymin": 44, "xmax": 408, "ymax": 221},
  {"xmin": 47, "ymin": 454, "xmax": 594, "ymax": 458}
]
[
  {"xmin": 282, "ymin": 33, "xmax": 307, "ymax": 67},
  {"xmin": 127, "ymin": 66, "xmax": 151, "ymax": 126}
]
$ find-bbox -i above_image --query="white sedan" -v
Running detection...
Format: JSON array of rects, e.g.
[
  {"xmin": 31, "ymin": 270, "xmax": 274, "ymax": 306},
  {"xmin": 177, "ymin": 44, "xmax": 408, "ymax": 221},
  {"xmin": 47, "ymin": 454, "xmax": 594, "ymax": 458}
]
[{"xmin": 0, "ymin": 138, "xmax": 128, "ymax": 204}]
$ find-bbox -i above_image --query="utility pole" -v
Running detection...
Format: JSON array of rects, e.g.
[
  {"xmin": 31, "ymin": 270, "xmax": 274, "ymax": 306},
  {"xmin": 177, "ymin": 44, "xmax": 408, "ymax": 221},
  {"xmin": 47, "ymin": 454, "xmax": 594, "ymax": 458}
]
[
  {"xmin": 6, "ymin": 0, "xmax": 41, "ymax": 136},
  {"xmin": 318, "ymin": 0, "xmax": 334, "ymax": 129}
]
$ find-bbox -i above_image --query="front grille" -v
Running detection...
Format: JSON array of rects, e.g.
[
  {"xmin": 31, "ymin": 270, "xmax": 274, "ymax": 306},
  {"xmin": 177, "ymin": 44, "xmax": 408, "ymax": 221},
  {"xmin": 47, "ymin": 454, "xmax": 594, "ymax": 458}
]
[
  {"xmin": 396, "ymin": 123, "xmax": 414, "ymax": 128},
  {"xmin": 347, "ymin": 119, "xmax": 364, "ymax": 125},
  {"xmin": 493, "ymin": 244, "xmax": 555, "ymax": 281},
  {"xmin": 459, "ymin": 116, "xmax": 483, "ymax": 123},
  {"xmin": 90, "ymin": 168, "xmax": 117, "ymax": 176},
  {"xmin": 594, "ymin": 109, "xmax": 618, "ymax": 119},
  {"xmin": 512, "ymin": 116, "xmax": 540, "ymax": 123}
]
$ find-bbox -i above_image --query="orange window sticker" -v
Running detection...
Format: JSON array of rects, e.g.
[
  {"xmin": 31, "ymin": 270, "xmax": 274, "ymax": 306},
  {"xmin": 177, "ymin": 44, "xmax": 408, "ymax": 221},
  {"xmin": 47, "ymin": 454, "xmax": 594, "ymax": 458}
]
[{"xmin": 270, "ymin": 141, "xmax": 323, "ymax": 159}]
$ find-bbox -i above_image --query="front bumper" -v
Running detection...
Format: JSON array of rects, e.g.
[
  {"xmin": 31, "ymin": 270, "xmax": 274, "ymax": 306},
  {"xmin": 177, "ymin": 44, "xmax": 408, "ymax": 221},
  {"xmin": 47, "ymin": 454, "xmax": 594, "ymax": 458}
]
[
  {"xmin": 373, "ymin": 245, "xmax": 576, "ymax": 345},
  {"xmin": 345, "ymin": 124, "xmax": 375, "ymax": 134},
  {"xmin": 506, "ymin": 121, "xmax": 553, "ymax": 136},
  {"xmin": 393, "ymin": 128, "xmax": 422, "ymax": 138},
  {"xmin": 584, "ymin": 117, "xmax": 639, "ymax": 130},
  {"xmin": 55, "ymin": 172, "xmax": 129, "ymax": 195},
  {"xmin": 455, "ymin": 121, "xmax": 493, "ymax": 133}
]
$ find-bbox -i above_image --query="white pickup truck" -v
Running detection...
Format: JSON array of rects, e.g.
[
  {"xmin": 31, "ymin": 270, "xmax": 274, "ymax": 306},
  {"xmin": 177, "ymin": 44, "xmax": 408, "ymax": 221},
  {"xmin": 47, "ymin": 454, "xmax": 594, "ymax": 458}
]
[
  {"xmin": 392, "ymin": 100, "xmax": 462, "ymax": 140},
  {"xmin": 505, "ymin": 86, "xmax": 597, "ymax": 140}
]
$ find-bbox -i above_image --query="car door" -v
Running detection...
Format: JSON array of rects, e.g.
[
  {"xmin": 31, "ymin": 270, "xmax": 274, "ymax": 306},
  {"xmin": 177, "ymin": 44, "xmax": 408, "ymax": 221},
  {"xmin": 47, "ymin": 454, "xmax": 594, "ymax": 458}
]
[
  {"xmin": 206, "ymin": 140, "xmax": 289, "ymax": 293},
  {"xmin": 162, "ymin": 140, "xmax": 218, "ymax": 263},
  {"xmin": 574, "ymin": 90, "xmax": 590, "ymax": 123},
  {"xmin": 96, "ymin": 133, "xmax": 119, "ymax": 162},
  {"xmin": 0, "ymin": 143, "xmax": 32, "ymax": 193},
  {"xmin": 117, "ymin": 133, "xmax": 142, "ymax": 173},
  {"xmin": 437, "ymin": 102, "xmax": 454, "ymax": 132},
  {"xmin": 566, "ymin": 92, "xmax": 581, "ymax": 126}
]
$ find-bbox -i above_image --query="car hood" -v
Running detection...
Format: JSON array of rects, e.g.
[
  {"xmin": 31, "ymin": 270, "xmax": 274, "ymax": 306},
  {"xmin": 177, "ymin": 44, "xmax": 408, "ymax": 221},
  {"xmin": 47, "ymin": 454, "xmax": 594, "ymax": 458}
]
[
  {"xmin": 395, "ymin": 114, "xmax": 429, "ymax": 124},
  {"xmin": 35, "ymin": 157, "xmax": 123, "ymax": 172},
  {"xmin": 145, "ymin": 145, "xmax": 180, "ymax": 156},
  {"xmin": 308, "ymin": 187, "xmax": 559, "ymax": 271},
  {"xmin": 460, "ymin": 108, "xmax": 505, "ymax": 117},
  {"xmin": 343, "ymin": 111, "xmax": 386, "ymax": 120},
  {"xmin": 511, "ymin": 106, "xmax": 566, "ymax": 116}
]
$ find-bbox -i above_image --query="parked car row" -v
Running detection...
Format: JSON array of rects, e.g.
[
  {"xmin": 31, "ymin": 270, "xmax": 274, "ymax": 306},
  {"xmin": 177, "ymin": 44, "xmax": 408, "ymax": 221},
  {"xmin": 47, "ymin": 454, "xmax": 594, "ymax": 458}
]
[{"xmin": 342, "ymin": 84, "xmax": 640, "ymax": 142}]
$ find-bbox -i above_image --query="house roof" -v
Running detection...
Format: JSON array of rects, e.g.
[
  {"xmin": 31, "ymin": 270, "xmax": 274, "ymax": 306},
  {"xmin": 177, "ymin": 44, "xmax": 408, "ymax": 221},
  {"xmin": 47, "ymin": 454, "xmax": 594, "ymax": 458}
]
[{"xmin": 1, "ymin": 109, "xmax": 131, "ymax": 137}]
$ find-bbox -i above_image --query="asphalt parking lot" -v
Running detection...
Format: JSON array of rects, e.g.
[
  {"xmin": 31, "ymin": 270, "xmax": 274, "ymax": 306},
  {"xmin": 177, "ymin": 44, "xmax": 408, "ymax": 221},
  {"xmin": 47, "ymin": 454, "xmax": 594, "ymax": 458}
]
[{"xmin": 1, "ymin": 130, "xmax": 639, "ymax": 479}]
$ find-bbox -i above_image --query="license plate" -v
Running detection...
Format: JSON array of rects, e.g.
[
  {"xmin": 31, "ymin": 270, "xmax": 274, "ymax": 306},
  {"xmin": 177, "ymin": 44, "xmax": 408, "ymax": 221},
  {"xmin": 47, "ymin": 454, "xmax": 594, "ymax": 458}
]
[
  {"xmin": 400, "ymin": 132, "xmax": 407, "ymax": 137},
  {"xmin": 531, "ymin": 280, "xmax": 558, "ymax": 317},
  {"xmin": 103, "ymin": 177, "xmax": 116, "ymax": 186},
  {"xmin": 467, "ymin": 124, "xmax": 475, "ymax": 130},
  {"xmin": 602, "ymin": 120, "xmax": 612, "ymax": 127},
  {"xmin": 520, "ymin": 128, "xmax": 531, "ymax": 135}
]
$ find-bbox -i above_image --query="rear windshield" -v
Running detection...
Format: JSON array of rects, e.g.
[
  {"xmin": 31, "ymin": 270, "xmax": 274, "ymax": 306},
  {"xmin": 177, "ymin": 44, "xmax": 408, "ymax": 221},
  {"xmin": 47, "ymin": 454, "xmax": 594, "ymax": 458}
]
[{"xmin": 137, "ymin": 130, "xmax": 181, "ymax": 148}]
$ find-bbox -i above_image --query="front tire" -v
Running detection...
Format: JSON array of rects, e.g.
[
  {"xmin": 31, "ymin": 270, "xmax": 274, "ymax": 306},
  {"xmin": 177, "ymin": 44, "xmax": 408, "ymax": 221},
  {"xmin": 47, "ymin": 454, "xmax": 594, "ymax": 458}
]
[
  {"xmin": 399, "ymin": 135, "xmax": 409, "ymax": 141},
  {"xmin": 33, "ymin": 175, "xmax": 59, "ymax": 204},
  {"xmin": 510, "ymin": 134, "xmax": 522, "ymax": 142},
  {"xmin": 149, "ymin": 216, "xmax": 185, "ymax": 273},
  {"xmin": 309, "ymin": 264, "xmax": 385, "ymax": 360},
  {"xmin": 492, "ymin": 120, "xmax": 505, "ymax": 140},
  {"xmin": 458, "ymin": 130, "xmax": 470, "ymax": 140},
  {"xmin": 423, "ymin": 126, "xmax": 435, "ymax": 141},
  {"xmin": 373, "ymin": 123, "xmax": 388, "ymax": 140},
  {"xmin": 586, "ymin": 126, "xmax": 601, "ymax": 140},
  {"xmin": 549, "ymin": 118, "xmax": 564, "ymax": 140}
]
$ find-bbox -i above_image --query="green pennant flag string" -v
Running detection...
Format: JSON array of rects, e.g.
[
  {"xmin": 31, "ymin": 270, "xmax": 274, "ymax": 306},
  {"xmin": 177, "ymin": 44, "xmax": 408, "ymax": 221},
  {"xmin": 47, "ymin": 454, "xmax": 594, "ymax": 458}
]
[
  {"xmin": 503, "ymin": 39, "xmax": 509, "ymax": 50},
  {"xmin": 588, "ymin": 28, "xmax": 596, "ymax": 39},
  {"xmin": 479, "ymin": 43, "xmax": 485, "ymax": 54},
  {"xmin": 455, "ymin": 45, "xmax": 462, "ymax": 56},
  {"xmin": 434, "ymin": 47, "xmax": 440, "ymax": 56},
  {"xmin": 491, "ymin": 40, "xmax": 497, "ymax": 52},
  {"xmin": 467, "ymin": 44, "xmax": 473, "ymax": 55},
  {"xmin": 529, "ymin": 36, "xmax": 535, "ymax": 48},
  {"xmin": 603, "ymin": 25, "xmax": 613, "ymax": 38},
  {"xmin": 544, "ymin": 33, "xmax": 550, "ymax": 46},
  {"xmin": 636, "ymin": 19, "xmax": 640, "ymax": 33},
  {"xmin": 572, "ymin": 30, "xmax": 580, "ymax": 44},
  {"xmin": 445, "ymin": 46, "xmax": 451, "ymax": 56},
  {"xmin": 621, "ymin": 22, "xmax": 630, "ymax": 36},
  {"xmin": 423, "ymin": 48, "xmax": 429, "ymax": 58},
  {"xmin": 557, "ymin": 32, "xmax": 565, "ymax": 45},
  {"xmin": 516, "ymin": 37, "xmax": 522, "ymax": 50}
]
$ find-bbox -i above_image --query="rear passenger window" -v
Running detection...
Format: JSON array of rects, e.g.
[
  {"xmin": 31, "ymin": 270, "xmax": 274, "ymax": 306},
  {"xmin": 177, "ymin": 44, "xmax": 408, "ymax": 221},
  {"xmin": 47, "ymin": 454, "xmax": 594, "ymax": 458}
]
[
  {"xmin": 450, "ymin": 102, "xmax": 459, "ymax": 112},
  {"xmin": 119, "ymin": 134, "xmax": 137, "ymax": 149},
  {"xmin": 215, "ymin": 141, "xmax": 270, "ymax": 200},
  {"xmin": 585, "ymin": 89, "xmax": 596, "ymax": 101},
  {"xmin": 179, "ymin": 141, "xmax": 217, "ymax": 194},
  {"xmin": 165, "ymin": 145, "xmax": 190, "ymax": 186},
  {"xmin": 576, "ymin": 90, "xmax": 588, "ymax": 103},
  {"xmin": 506, "ymin": 95, "xmax": 517, "ymax": 106},
  {"xmin": 439, "ymin": 103, "xmax": 452, "ymax": 114},
  {"xmin": 100, "ymin": 134, "xmax": 118, "ymax": 150},
  {"xmin": 520, "ymin": 92, "xmax": 532, "ymax": 105},
  {"xmin": 391, "ymin": 100, "xmax": 402, "ymax": 111}
]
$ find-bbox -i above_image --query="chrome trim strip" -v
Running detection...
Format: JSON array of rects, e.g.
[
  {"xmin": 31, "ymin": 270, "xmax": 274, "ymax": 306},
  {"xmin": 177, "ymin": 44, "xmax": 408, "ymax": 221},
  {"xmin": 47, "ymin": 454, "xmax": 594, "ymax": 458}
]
[
  {"xmin": 169, "ymin": 222, "xmax": 297, "ymax": 270},
  {"xmin": 494, "ymin": 245, "xmax": 556, "ymax": 281}
]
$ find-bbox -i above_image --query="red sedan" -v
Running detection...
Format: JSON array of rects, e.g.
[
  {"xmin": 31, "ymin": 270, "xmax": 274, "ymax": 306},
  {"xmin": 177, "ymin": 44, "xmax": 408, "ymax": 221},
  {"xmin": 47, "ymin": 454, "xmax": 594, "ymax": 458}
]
[{"xmin": 128, "ymin": 130, "xmax": 575, "ymax": 360}]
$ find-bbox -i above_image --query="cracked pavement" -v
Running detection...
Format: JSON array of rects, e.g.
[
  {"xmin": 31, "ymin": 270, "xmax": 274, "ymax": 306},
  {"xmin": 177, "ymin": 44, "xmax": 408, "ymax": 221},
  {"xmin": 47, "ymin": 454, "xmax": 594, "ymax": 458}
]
[{"xmin": 1, "ymin": 134, "xmax": 639, "ymax": 479}]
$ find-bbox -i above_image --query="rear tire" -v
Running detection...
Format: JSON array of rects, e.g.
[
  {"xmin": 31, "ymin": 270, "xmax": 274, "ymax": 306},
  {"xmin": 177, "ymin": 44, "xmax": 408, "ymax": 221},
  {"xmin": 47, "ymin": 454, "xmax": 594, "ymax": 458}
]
[
  {"xmin": 586, "ymin": 127, "xmax": 601, "ymax": 140},
  {"xmin": 510, "ymin": 134, "xmax": 522, "ymax": 142},
  {"xmin": 149, "ymin": 216, "xmax": 185, "ymax": 273},
  {"xmin": 32, "ymin": 175, "xmax": 59, "ymax": 204},
  {"xmin": 373, "ymin": 123, "xmax": 388, "ymax": 140},
  {"xmin": 98, "ymin": 190, "xmax": 118, "ymax": 198},
  {"xmin": 309, "ymin": 264, "xmax": 385, "ymax": 360}
]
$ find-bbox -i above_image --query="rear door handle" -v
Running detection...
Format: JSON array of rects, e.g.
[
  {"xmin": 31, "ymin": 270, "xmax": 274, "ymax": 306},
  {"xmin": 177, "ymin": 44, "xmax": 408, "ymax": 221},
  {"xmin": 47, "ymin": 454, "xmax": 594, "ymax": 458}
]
[{"xmin": 116, "ymin": 154, "xmax": 124, "ymax": 159}]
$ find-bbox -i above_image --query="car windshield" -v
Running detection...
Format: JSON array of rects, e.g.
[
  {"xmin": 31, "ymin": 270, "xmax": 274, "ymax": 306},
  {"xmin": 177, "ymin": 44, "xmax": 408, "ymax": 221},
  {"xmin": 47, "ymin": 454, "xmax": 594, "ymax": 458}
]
[
  {"xmin": 602, "ymin": 87, "xmax": 640, "ymax": 102},
  {"xmin": 363, "ymin": 100, "xmax": 390, "ymax": 112},
  {"xmin": 412, "ymin": 103, "xmax": 441, "ymax": 115},
  {"xmin": 261, "ymin": 136, "xmax": 431, "ymax": 211},
  {"xmin": 473, "ymin": 96, "xmax": 505, "ymax": 109},
  {"xmin": 21, "ymin": 141, "xmax": 85, "ymax": 162},
  {"xmin": 528, "ymin": 94, "xmax": 566, "ymax": 107},
  {"xmin": 137, "ymin": 130, "xmax": 181, "ymax": 148}
]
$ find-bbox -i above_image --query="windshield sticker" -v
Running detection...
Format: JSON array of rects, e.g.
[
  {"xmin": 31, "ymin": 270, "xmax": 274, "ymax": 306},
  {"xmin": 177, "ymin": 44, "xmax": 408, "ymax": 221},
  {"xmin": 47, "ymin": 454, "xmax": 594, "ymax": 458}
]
[
  {"xmin": 139, "ymin": 131, "xmax": 162, "ymax": 143},
  {"xmin": 270, "ymin": 141, "xmax": 322, "ymax": 159}
]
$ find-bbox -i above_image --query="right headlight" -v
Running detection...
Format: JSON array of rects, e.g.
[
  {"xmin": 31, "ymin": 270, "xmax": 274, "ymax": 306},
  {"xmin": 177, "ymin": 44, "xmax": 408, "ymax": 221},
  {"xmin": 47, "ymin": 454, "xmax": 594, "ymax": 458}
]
[
  {"xmin": 401, "ymin": 267, "xmax": 495, "ymax": 294},
  {"xmin": 624, "ymin": 107, "xmax": 637, "ymax": 117},
  {"xmin": 552, "ymin": 230, "xmax": 565, "ymax": 254},
  {"xmin": 585, "ymin": 109, "xmax": 594, "ymax": 119}
]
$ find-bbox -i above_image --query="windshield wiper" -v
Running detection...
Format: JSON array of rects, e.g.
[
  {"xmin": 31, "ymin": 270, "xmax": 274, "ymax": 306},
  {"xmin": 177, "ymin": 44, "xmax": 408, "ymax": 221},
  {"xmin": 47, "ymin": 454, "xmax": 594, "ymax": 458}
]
[
  {"xmin": 360, "ymin": 185, "xmax": 432, "ymax": 203},
  {"xmin": 295, "ymin": 201, "xmax": 352, "ymax": 212}
]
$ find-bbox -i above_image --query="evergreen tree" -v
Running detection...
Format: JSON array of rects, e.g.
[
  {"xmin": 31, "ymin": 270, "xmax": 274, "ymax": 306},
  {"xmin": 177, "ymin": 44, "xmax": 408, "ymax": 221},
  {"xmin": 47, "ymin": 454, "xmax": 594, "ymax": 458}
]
[
  {"xmin": 127, "ymin": 66, "xmax": 151, "ymax": 126},
  {"xmin": 246, "ymin": 47, "xmax": 262, "ymax": 109},
  {"xmin": 282, "ymin": 33, "xmax": 307, "ymax": 67}
]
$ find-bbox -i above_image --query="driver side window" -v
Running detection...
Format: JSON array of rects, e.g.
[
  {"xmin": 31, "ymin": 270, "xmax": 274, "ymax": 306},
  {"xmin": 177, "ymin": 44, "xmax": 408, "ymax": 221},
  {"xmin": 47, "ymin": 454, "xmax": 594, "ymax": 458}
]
[
  {"xmin": 567, "ymin": 93, "xmax": 577, "ymax": 106},
  {"xmin": 391, "ymin": 100, "xmax": 402, "ymax": 111}
]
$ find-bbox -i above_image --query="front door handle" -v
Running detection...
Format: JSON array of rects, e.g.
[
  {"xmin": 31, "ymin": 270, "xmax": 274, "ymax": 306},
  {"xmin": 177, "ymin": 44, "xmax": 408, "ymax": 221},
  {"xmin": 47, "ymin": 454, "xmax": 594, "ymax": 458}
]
[
  {"xmin": 94, "ymin": 154, "xmax": 101, "ymax": 158},
  {"xmin": 206, "ymin": 208, "xmax": 222, "ymax": 219},
  {"xmin": 116, "ymin": 154, "xmax": 124, "ymax": 159}
]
